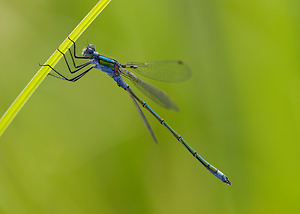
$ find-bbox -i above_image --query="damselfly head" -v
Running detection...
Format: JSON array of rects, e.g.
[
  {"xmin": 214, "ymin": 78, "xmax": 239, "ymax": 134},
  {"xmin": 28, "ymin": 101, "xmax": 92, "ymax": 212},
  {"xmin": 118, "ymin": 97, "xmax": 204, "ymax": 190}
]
[{"xmin": 82, "ymin": 44, "xmax": 96, "ymax": 58}]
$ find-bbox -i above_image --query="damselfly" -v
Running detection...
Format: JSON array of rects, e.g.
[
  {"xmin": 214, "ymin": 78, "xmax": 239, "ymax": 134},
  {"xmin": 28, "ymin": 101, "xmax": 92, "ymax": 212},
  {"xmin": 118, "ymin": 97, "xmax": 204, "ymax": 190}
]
[{"xmin": 41, "ymin": 37, "xmax": 231, "ymax": 185}]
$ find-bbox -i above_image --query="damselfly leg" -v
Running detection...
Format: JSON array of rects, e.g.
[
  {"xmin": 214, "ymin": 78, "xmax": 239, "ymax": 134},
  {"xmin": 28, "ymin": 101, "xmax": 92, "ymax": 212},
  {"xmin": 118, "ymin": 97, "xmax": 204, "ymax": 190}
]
[
  {"xmin": 56, "ymin": 49, "xmax": 91, "ymax": 74},
  {"xmin": 68, "ymin": 37, "xmax": 89, "ymax": 60},
  {"xmin": 40, "ymin": 63, "xmax": 94, "ymax": 82},
  {"xmin": 40, "ymin": 38, "xmax": 94, "ymax": 82}
]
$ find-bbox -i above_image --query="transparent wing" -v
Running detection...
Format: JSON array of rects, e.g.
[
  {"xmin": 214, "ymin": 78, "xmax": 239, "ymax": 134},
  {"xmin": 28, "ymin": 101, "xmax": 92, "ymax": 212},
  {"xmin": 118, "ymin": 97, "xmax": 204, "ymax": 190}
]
[
  {"xmin": 126, "ymin": 87, "xmax": 158, "ymax": 143},
  {"xmin": 121, "ymin": 68, "xmax": 179, "ymax": 111},
  {"xmin": 123, "ymin": 60, "xmax": 191, "ymax": 82}
]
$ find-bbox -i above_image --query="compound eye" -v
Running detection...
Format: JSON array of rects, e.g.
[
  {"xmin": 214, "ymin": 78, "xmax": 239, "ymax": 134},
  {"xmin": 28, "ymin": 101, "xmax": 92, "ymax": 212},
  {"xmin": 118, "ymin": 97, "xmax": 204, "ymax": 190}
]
[
  {"xmin": 82, "ymin": 47, "xmax": 94, "ymax": 58},
  {"xmin": 86, "ymin": 49, "xmax": 93, "ymax": 54},
  {"xmin": 87, "ymin": 44, "xmax": 95, "ymax": 51}
]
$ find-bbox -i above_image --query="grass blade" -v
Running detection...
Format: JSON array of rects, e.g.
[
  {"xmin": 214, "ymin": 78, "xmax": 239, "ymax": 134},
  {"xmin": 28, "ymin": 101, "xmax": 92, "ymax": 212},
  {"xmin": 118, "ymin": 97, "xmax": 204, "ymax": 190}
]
[{"xmin": 0, "ymin": 0, "xmax": 111, "ymax": 138}]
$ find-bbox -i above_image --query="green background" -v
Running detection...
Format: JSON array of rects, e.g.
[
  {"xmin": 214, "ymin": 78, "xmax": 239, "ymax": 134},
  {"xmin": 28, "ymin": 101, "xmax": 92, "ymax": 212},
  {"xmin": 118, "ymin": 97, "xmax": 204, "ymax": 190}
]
[{"xmin": 0, "ymin": 0, "xmax": 299, "ymax": 213}]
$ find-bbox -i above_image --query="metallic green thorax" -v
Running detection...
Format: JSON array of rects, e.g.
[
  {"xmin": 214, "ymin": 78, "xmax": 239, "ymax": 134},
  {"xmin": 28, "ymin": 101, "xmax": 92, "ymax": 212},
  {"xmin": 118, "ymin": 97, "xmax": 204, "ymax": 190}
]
[{"xmin": 99, "ymin": 55, "xmax": 116, "ymax": 68}]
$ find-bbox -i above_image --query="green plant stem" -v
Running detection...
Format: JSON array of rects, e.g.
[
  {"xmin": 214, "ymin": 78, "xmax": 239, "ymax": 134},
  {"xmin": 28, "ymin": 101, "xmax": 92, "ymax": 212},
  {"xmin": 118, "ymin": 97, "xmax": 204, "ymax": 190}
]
[{"xmin": 0, "ymin": 0, "xmax": 111, "ymax": 138}]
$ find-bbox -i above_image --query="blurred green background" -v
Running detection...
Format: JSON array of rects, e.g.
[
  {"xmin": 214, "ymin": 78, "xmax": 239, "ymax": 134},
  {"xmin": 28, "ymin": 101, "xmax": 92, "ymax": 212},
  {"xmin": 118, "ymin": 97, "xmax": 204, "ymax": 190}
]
[{"xmin": 0, "ymin": 0, "xmax": 299, "ymax": 213}]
